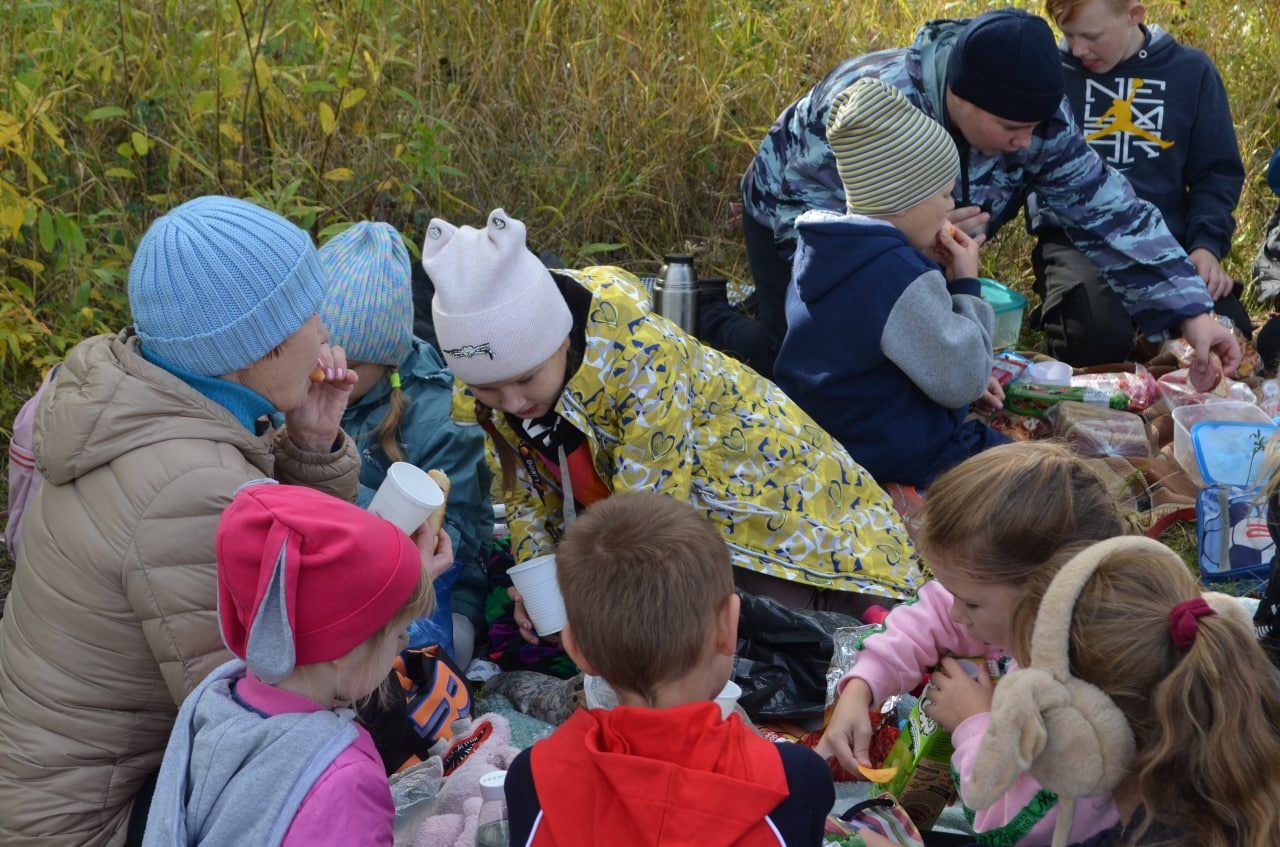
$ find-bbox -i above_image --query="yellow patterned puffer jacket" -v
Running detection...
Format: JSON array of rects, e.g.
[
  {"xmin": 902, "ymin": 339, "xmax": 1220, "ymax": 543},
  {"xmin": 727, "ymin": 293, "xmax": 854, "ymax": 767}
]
[{"xmin": 458, "ymin": 266, "xmax": 920, "ymax": 600}]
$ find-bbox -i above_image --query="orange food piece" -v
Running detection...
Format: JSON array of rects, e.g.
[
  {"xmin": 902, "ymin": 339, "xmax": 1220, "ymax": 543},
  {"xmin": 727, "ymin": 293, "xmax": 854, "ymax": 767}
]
[
  {"xmin": 856, "ymin": 764, "xmax": 899, "ymax": 783},
  {"xmin": 309, "ymin": 366, "xmax": 326, "ymax": 383}
]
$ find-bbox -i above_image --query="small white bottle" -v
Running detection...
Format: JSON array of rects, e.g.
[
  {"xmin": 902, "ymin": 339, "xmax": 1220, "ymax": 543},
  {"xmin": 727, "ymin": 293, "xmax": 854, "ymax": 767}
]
[{"xmin": 475, "ymin": 770, "xmax": 510, "ymax": 847}]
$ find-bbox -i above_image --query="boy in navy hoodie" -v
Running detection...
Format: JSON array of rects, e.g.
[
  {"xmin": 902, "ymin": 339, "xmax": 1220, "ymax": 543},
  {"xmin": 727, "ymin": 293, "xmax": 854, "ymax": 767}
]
[
  {"xmin": 1033, "ymin": 0, "xmax": 1251, "ymax": 365},
  {"xmin": 775, "ymin": 78, "xmax": 1009, "ymax": 488},
  {"xmin": 503, "ymin": 491, "xmax": 833, "ymax": 847}
]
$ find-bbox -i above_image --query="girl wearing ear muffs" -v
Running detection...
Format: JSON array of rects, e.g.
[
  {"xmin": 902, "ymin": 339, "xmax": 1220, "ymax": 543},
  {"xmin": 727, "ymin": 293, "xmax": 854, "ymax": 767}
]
[
  {"xmin": 817, "ymin": 442, "xmax": 1127, "ymax": 845},
  {"xmin": 852, "ymin": 536, "xmax": 1280, "ymax": 847},
  {"xmin": 949, "ymin": 535, "xmax": 1280, "ymax": 847},
  {"xmin": 420, "ymin": 209, "xmax": 923, "ymax": 641}
]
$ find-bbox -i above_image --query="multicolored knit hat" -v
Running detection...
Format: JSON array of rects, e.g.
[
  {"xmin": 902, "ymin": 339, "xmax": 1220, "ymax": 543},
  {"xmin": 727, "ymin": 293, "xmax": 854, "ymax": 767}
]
[
  {"xmin": 422, "ymin": 209, "xmax": 572, "ymax": 385},
  {"xmin": 947, "ymin": 9, "xmax": 1064, "ymax": 124},
  {"xmin": 828, "ymin": 78, "xmax": 960, "ymax": 216},
  {"xmin": 317, "ymin": 222, "xmax": 414, "ymax": 366},
  {"xmin": 216, "ymin": 480, "xmax": 423, "ymax": 683},
  {"xmin": 128, "ymin": 196, "xmax": 329, "ymax": 376}
]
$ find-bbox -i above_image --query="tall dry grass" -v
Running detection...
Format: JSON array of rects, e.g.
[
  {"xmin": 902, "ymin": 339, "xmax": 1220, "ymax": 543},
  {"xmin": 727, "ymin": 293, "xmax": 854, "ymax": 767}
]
[
  {"xmin": 4, "ymin": 1, "xmax": 1276, "ymax": 324},
  {"xmin": 1, "ymin": 0, "xmax": 1279, "ymax": 592}
]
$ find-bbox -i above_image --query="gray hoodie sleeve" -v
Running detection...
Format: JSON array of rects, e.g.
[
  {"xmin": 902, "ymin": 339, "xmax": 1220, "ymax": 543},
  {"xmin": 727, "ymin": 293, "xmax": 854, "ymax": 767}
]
[{"xmin": 881, "ymin": 271, "xmax": 995, "ymax": 408}]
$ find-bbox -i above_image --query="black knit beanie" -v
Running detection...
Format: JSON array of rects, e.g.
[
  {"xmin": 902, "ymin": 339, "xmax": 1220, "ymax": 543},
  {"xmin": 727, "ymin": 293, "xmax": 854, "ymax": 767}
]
[{"xmin": 947, "ymin": 9, "xmax": 1064, "ymax": 124}]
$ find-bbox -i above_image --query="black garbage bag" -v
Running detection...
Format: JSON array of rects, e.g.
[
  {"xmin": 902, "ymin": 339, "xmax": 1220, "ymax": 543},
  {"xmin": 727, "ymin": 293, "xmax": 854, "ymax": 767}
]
[{"xmin": 731, "ymin": 590, "xmax": 860, "ymax": 723}]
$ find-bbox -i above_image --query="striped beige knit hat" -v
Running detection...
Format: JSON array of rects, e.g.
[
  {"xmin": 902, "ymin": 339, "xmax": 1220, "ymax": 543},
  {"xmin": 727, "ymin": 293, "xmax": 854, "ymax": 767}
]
[{"xmin": 827, "ymin": 78, "xmax": 959, "ymax": 216}]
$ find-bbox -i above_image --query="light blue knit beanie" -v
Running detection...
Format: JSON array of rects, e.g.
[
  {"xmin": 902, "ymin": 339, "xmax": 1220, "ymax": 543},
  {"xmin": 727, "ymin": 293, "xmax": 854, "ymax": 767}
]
[
  {"xmin": 317, "ymin": 221, "xmax": 413, "ymax": 366},
  {"xmin": 127, "ymin": 196, "xmax": 329, "ymax": 376}
]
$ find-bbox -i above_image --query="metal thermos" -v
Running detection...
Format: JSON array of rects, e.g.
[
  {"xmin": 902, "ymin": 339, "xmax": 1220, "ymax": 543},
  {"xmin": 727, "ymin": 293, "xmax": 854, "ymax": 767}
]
[{"xmin": 654, "ymin": 253, "xmax": 698, "ymax": 334}]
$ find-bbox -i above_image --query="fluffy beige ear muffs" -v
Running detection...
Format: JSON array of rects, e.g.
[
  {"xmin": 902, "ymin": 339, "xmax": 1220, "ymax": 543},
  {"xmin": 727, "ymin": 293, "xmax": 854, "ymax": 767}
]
[
  {"xmin": 968, "ymin": 535, "xmax": 1256, "ymax": 847},
  {"xmin": 967, "ymin": 536, "xmax": 1159, "ymax": 812}
]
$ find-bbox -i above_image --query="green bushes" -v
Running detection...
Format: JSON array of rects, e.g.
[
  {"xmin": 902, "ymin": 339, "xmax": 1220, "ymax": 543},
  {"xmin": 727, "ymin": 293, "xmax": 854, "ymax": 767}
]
[{"xmin": 1, "ymin": 0, "xmax": 1278, "ymax": 434}]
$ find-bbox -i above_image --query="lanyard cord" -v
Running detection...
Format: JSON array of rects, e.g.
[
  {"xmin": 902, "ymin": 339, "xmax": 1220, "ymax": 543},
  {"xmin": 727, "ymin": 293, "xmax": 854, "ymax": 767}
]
[{"xmin": 479, "ymin": 414, "xmax": 565, "ymax": 543}]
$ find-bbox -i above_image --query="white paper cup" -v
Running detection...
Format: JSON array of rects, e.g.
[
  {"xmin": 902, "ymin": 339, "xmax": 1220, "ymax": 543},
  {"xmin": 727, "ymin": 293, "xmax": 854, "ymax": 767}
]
[
  {"xmin": 714, "ymin": 679, "xmax": 742, "ymax": 719},
  {"xmin": 507, "ymin": 553, "xmax": 568, "ymax": 636},
  {"xmin": 368, "ymin": 462, "xmax": 445, "ymax": 536},
  {"xmin": 1026, "ymin": 360, "xmax": 1072, "ymax": 387}
]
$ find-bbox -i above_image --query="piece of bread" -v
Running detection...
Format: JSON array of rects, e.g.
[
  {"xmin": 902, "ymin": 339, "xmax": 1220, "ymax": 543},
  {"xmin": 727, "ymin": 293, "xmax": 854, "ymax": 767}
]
[{"xmin": 426, "ymin": 469, "xmax": 450, "ymax": 538}]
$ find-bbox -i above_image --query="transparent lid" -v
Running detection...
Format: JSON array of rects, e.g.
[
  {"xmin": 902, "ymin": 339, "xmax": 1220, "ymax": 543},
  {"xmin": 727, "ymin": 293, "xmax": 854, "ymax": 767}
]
[
  {"xmin": 479, "ymin": 769, "xmax": 507, "ymax": 801},
  {"xmin": 1191, "ymin": 421, "xmax": 1278, "ymax": 487}
]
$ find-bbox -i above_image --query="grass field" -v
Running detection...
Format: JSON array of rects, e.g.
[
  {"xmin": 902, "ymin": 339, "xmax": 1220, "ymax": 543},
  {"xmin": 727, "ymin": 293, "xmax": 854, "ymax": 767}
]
[{"xmin": 2, "ymin": 0, "xmax": 1279, "ymax": 606}]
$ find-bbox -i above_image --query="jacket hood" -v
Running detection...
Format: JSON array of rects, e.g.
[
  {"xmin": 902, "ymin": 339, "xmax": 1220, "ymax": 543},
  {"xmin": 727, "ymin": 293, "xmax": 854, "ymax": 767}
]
[
  {"xmin": 1058, "ymin": 24, "xmax": 1174, "ymax": 65},
  {"xmin": 912, "ymin": 17, "xmax": 968, "ymax": 116},
  {"xmin": 530, "ymin": 702, "xmax": 790, "ymax": 846},
  {"xmin": 35, "ymin": 330, "xmax": 272, "ymax": 486},
  {"xmin": 793, "ymin": 211, "xmax": 915, "ymax": 303}
]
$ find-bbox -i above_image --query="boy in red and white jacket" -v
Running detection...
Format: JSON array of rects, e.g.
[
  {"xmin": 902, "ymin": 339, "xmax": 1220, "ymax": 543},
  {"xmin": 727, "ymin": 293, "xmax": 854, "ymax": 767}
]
[{"xmin": 504, "ymin": 492, "xmax": 833, "ymax": 847}]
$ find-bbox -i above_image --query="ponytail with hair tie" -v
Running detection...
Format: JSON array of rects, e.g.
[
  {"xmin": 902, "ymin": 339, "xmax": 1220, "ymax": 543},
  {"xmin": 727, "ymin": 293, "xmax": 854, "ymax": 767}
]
[
  {"xmin": 1169, "ymin": 597, "xmax": 1216, "ymax": 652},
  {"xmin": 375, "ymin": 366, "xmax": 408, "ymax": 464}
]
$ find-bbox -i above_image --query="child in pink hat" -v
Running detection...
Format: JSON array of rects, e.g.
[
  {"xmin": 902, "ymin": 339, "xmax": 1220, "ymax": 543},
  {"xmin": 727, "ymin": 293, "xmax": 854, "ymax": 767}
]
[{"xmin": 141, "ymin": 481, "xmax": 453, "ymax": 847}]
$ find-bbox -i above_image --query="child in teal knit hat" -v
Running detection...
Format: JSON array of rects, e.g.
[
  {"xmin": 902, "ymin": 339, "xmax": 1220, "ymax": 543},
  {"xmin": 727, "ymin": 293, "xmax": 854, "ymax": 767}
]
[{"xmin": 317, "ymin": 221, "xmax": 493, "ymax": 668}]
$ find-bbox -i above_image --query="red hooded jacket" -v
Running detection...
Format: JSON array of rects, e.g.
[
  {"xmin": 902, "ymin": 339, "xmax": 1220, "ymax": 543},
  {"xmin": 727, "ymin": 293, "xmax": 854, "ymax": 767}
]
[{"xmin": 507, "ymin": 701, "xmax": 832, "ymax": 846}]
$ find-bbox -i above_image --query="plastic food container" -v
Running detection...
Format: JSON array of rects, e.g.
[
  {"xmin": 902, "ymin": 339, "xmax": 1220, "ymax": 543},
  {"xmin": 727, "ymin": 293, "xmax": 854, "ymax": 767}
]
[
  {"xmin": 979, "ymin": 278, "xmax": 1029, "ymax": 350},
  {"xmin": 1172, "ymin": 401, "xmax": 1272, "ymax": 486},
  {"xmin": 1190, "ymin": 421, "xmax": 1278, "ymax": 489}
]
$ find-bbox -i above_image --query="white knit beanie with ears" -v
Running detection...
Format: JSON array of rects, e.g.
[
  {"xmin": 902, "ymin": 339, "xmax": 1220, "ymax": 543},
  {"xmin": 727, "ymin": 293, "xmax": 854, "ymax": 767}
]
[{"xmin": 422, "ymin": 209, "xmax": 573, "ymax": 386}]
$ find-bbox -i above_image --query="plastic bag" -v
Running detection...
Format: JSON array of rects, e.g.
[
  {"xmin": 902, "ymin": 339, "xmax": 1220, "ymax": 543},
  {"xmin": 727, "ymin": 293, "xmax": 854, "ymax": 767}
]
[
  {"xmin": 1157, "ymin": 367, "xmax": 1256, "ymax": 408},
  {"xmin": 407, "ymin": 558, "xmax": 463, "ymax": 657},
  {"xmin": 1069, "ymin": 368, "xmax": 1160, "ymax": 411},
  {"xmin": 582, "ymin": 673, "xmax": 619, "ymax": 710},
  {"xmin": 1045, "ymin": 402, "xmax": 1152, "ymax": 459},
  {"xmin": 732, "ymin": 591, "xmax": 859, "ymax": 722},
  {"xmin": 1004, "ymin": 382, "xmax": 1130, "ymax": 418},
  {"xmin": 391, "ymin": 757, "xmax": 445, "ymax": 845}
]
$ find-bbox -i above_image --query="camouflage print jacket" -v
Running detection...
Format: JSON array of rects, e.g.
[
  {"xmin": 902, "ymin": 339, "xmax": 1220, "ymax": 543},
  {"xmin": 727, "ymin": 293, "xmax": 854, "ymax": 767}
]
[
  {"xmin": 740, "ymin": 17, "xmax": 1213, "ymax": 340},
  {"xmin": 454, "ymin": 266, "xmax": 921, "ymax": 601}
]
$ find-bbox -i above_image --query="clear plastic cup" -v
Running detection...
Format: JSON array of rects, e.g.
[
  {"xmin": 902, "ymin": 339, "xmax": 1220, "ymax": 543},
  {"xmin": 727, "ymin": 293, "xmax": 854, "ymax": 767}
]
[
  {"xmin": 368, "ymin": 462, "xmax": 445, "ymax": 536},
  {"xmin": 507, "ymin": 553, "xmax": 568, "ymax": 636}
]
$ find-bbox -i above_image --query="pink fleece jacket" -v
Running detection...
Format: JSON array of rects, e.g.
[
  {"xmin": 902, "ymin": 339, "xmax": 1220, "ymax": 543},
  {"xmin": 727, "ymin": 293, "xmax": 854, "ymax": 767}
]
[
  {"xmin": 238, "ymin": 675, "xmax": 394, "ymax": 847},
  {"xmin": 838, "ymin": 580, "xmax": 1119, "ymax": 845}
]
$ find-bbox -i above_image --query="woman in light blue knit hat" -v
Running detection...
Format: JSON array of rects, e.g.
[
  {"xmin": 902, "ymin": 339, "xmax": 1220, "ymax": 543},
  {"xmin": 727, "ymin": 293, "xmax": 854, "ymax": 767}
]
[
  {"xmin": 0, "ymin": 195, "xmax": 366, "ymax": 847},
  {"xmin": 316, "ymin": 220, "xmax": 493, "ymax": 667}
]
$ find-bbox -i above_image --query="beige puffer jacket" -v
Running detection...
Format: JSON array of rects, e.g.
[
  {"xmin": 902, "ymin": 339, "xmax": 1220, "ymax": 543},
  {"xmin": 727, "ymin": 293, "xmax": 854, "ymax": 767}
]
[{"xmin": 0, "ymin": 330, "xmax": 360, "ymax": 847}]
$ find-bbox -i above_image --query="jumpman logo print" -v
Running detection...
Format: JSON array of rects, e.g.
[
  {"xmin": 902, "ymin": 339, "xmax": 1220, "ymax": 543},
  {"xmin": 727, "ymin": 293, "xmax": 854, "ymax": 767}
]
[{"xmin": 1085, "ymin": 78, "xmax": 1174, "ymax": 149}]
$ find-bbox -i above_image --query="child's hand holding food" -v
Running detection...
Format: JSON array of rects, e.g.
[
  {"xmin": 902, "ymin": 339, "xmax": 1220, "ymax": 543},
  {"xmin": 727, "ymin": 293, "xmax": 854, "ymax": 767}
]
[
  {"xmin": 814, "ymin": 677, "xmax": 877, "ymax": 773},
  {"xmin": 936, "ymin": 220, "xmax": 981, "ymax": 281}
]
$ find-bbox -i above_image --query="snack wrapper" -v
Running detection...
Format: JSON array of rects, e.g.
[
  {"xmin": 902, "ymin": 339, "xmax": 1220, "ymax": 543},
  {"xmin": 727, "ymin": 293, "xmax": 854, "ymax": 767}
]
[
  {"xmin": 990, "ymin": 350, "xmax": 1032, "ymax": 387},
  {"xmin": 874, "ymin": 657, "xmax": 1003, "ymax": 831},
  {"xmin": 1004, "ymin": 382, "xmax": 1130, "ymax": 418},
  {"xmin": 825, "ymin": 625, "xmax": 879, "ymax": 713}
]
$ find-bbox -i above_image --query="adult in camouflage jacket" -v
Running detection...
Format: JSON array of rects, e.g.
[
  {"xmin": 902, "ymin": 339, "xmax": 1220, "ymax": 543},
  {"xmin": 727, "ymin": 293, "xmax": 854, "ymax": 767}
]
[{"xmin": 704, "ymin": 8, "xmax": 1238, "ymax": 387}]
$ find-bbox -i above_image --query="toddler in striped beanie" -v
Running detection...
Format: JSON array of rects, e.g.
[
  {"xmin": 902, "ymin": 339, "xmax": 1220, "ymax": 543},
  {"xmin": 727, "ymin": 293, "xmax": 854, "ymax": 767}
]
[{"xmin": 772, "ymin": 76, "xmax": 1009, "ymax": 488}]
